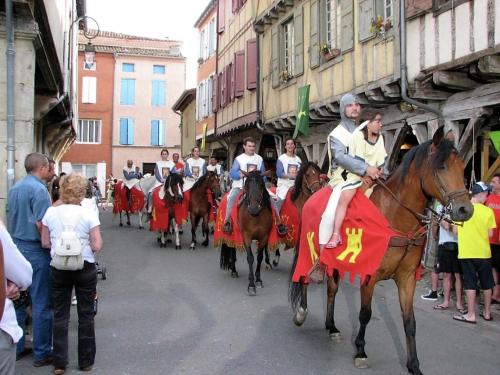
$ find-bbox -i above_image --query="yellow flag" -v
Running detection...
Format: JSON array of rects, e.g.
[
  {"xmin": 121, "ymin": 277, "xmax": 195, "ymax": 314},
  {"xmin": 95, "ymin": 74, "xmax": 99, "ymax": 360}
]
[{"xmin": 201, "ymin": 123, "xmax": 208, "ymax": 151}]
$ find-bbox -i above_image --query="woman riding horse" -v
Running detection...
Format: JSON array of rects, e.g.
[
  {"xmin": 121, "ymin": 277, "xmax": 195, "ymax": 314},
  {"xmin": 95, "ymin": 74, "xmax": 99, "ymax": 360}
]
[{"xmin": 290, "ymin": 127, "xmax": 473, "ymax": 375}]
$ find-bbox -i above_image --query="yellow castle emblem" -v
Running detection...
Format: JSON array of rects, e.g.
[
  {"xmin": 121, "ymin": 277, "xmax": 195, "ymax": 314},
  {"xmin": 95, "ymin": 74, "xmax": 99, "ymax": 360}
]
[{"xmin": 336, "ymin": 228, "xmax": 363, "ymax": 264}]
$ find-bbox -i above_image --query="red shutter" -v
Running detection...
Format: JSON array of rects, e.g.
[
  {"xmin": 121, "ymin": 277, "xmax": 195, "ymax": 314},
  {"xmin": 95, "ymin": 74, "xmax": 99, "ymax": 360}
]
[
  {"xmin": 235, "ymin": 50, "xmax": 245, "ymax": 98},
  {"xmin": 230, "ymin": 62, "xmax": 235, "ymax": 102},
  {"xmin": 212, "ymin": 75, "xmax": 218, "ymax": 112},
  {"xmin": 218, "ymin": 0, "xmax": 225, "ymax": 34},
  {"xmin": 246, "ymin": 39, "xmax": 257, "ymax": 90},
  {"xmin": 218, "ymin": 72, "xmax": 223, "ymax": 108},
  {"xmin": 232, "ymin": 0, "xmax": 238, "ymax": 13},
  {"xmin": 221, "ymin": 69, "xmax": 226, "ymax": 107}
]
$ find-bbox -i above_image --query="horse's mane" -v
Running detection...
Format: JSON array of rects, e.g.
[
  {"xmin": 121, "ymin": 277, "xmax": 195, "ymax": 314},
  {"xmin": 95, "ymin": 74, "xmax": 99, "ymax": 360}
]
[
  {"xmin": 398, "ymin": 139, "xmax": 456, "ymax": 184},
  {"xmin": 291, "ymin": 162, "xmax": 321, "ymax": 202},
  {"xmin": 191, "ymin": 172, "xmax": 211, "ymax": 191},
  {"xmin": 164, "ymin": 172, "xmax": 184, "ymax": 188},
  {"xmin": 245, "ymin": 171, "xmax": 271, "ymax": 208}
]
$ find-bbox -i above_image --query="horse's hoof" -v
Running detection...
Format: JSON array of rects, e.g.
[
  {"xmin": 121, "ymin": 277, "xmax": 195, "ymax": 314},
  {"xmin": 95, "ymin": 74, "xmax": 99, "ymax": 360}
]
[
  {"xmin": 179, "ymin": 230, "xmax": 184, "ymax": 235},
  {"xmin": 329, "ymin": 331, "xmax": 342, "ymax": 341},
  {"xmin": 255, "ymin": 280, "xmax": 263, "ymax": 288},
  {"xmin": 157, "ymin": 237, "xmax": 161, "ymax": 243},
  {"xmin": 175, "ymin": 245, "xmax": 181, "ymax": 250},
  {"xmin": 190, "ymin": 243, "xmax": 195, "ymax": 249},
  {"xmin": 119, "ymin": 223, "xmax": 123, "ymax": 227},
  {"xmin": 272, "ymin": 259, "xmax": 279, "ymax": 267},
  {"xmin": 202, "ymin": 241, "xmax": 209, "ymax": 247},
  {"xmin": 293, "ymin": 307, "xmax": 308, "ymax": 326},
  {"xmin": 127, "ymin": 222, "xmax": 131, "ymax": 226},
  {"xmin": 139, "ymin": 226, "xmax": 144, "ymax": 230},
  {"xmin": 354, "ymin": 357, "xmax": 370, "ymax": 369},
  {"xmin": 231, "ymin": 271, "xmax": 239, "ymax": 278},
  {"xmin": 247, "ymin": 286, "xmax": 257, "ymax": 296},
  {"xmin": 166, "ymin": 239, "xmax": 172, "ymax": 244},
  {"xmin": 265, "ymin": 263, "xmax": 273, "ymax": 270}
]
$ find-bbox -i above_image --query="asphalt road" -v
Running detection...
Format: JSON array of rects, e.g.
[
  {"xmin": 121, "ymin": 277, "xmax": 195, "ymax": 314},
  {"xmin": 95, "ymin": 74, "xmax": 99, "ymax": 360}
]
[{"xmin": 16, "ymin": 211, "xmax": 500, "ymax": 375}]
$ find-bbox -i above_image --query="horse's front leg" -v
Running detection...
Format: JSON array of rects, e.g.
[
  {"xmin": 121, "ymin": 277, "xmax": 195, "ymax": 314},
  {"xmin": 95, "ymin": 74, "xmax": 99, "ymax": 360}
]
[
  {"xmin": 190, "ymin": 213, "xmax": 198, "ymax": 250},
  {"xmin": 201, "ymin": 213, "xmax": 209, "ymax": 247},
  {"xmin": 138, "ymin": 210, "xmax": 144, "ymax": 229},
  {"xmin": 246, "ymin": 245, "xmax": 256, "ymax": 296},
  {"xmin": 119, "ymin": 212, "xmax": 123, "ymax": 226},
  {"xmin": 255, "ymin": 246, "xmax": 265, "ymax": 288},
  {"xmin": 126, "ymin": 211, "xmax": 131, "ymax": 226},
  {"xmin": 354, "ymin": 280, "xmax": 376, "ymax": 369},
  {"xmin": 264, "ymin": 248, "xmax": 273, "ymax": 270},
  {"xmin": 229, "ymin": 247, "xmax": 238, "ymax": 278},
  {"xmin": 395, "ymin": 272, "xmax": 422, "ymax": 375},
  {"xmin": 272, "ymin": 248, "xmax": 281, "ymax": 267},
  {"xmin": 160, "ymin": 231, "xmax": 166, "ymax": 248},
  {"xmin": 325, "ymin": 270, "xmax": 342, "ymax": 340},
  {"xmin": 174, "ymin": 222, "xmax": 182, "ymax": 250}
]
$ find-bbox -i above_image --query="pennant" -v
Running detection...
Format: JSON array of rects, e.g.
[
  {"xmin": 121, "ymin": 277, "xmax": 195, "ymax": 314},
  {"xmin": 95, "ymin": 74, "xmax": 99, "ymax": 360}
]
[
  {"xmin": 293, "ymin": 85, "xmax": 310, "ymax": 139},
  {"xmin": 201, "ymin": 123, "xmax": 208, "ymax": 151},
  {"xmin": 490, "ymin": 131, "xmax": 500, "ymax": 154}
]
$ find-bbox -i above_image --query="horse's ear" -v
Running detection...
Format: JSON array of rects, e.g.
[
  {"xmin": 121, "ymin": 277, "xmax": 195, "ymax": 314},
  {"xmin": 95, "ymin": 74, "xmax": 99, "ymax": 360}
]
[
  {"xmin": 432, "ymin": 126, "xmax": 445, "ymax": 146},
  {"xmin": 240, "ymin": 169, "xmax": 249, "ymax": 178},
  {"xmin": 261, "ymin": 170, "xmax": 272, "ymax": 177}
]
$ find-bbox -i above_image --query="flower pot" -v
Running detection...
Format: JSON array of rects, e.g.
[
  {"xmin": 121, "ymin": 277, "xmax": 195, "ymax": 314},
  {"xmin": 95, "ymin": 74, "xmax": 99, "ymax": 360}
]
[{"xmin": 323, "ymin": 48, "xmax": 341, "ymax": 61}]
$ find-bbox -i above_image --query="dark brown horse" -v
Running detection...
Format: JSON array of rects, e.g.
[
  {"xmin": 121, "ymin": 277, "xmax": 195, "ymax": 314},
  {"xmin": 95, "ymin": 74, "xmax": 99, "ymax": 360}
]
[
  {"xmin": 289, "ymin": 128, "xmax": 473, "ymax": 375},
  {"xmin": 157, "ymin": 173, "xmax": 184, "ymax": 249},
  {"xmin": 188, "ymin": 171, "xmax": 222, "ymax": 250}
]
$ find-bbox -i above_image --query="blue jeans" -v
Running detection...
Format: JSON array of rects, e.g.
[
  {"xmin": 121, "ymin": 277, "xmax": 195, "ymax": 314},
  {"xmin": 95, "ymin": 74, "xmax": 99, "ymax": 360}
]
[
  {"xmin": 14, "ymin": 240, "xmax": 53, "ymax": 361},
  {"xmin": 224, "ymin": 188, "xmax": 241, "ymax": 222}
]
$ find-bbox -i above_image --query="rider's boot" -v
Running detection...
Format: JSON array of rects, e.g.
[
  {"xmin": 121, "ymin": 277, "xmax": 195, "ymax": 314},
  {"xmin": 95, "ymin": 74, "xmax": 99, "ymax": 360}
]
[
  {"xmin": 275, "ymin": 216, "xmax": 288, "ymax": 236},
  {"xmin": 223, "ymin": 220, "xmax": 233, "ymax": 234}
]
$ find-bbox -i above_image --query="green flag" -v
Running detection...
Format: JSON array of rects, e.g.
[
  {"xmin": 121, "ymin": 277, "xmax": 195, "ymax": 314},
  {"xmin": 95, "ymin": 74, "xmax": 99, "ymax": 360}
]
[
  {"xmin": 490, "ymin": 131, "xmax": 500, "ymax": 154},
  {"xmin": 293, "ymin": 85, "xmax": 310, "ymax": 139}
]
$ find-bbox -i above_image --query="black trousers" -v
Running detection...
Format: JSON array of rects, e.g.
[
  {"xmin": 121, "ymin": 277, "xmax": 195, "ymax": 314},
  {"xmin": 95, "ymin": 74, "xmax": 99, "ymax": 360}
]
[{"xmin": 51, "ymin": 262, "xmax": 97, "ymax": 369}]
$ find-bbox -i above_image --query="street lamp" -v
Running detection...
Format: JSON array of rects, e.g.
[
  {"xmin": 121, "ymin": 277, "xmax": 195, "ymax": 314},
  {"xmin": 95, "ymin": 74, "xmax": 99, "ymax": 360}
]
[{"xmin": 73, "ymin": 15, "xmax": 100, "ymax": 68}]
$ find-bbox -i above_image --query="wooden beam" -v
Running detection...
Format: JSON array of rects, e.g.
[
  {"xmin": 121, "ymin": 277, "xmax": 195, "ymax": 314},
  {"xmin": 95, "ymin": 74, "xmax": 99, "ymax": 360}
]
[
  {"xmin": 458, "ymin": 115, "xmax": 488, "ymax": 161},
  {"xmin": 381, "ymin": 84, "xmax": 401, "ymax": 98},
  {"xmin": 410, "ymin": 81, "xmax": 453, "ymax": 100},
  {"xmin": 478, "ymin": 55, "xmax": 500, "ymax": 77},
  {"xmin": 387, "ymin": 125, "xmax": 412, "ymax": 173},
  {"xmin": 484, "ymin": 156, "xmax": 500, "ymax": 182},
  {"xmin": 481, "ymin": 139, "xmax": 491, "ymax": 180},
  {"xmin": 442, "ymin": 82, "xmax": 500, "ymax": 118},
  {"xmin": 433, "ymin": 71, "xmax": 481, "ymax": 91},
  {"xmin": 365, "ymin": 88, "xmax": 385, "ymax": 102},
  {"xmin": 411, "ymin": 123, "xmax": 429, "ymax": 144}
]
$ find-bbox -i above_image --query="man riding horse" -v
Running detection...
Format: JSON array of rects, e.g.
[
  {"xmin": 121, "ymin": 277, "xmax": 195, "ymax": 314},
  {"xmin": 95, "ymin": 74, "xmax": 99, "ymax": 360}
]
[
  {"xmin": 223, "ymin": 137, "xmax": 287, "ymax": 236},
  {"xmin": 123, "ymin": 159, "xmax": 140, "ymax": 207},
  {"xmin": 275, "ymin": 138, "xmax": 302, "ymax": 213}
]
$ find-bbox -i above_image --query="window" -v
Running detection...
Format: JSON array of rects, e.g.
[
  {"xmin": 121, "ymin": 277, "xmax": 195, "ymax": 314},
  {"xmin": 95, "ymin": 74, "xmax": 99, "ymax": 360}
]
[
  {"xmin": 150, "ymin": 120, "xmax": 165, "ymax": 146},
  {"xmin": 209, "ymin": 17, "xmax": 216, "ymax": 56},
  {"xmin": 82, "ymin": 77, "xmax": 96, "ymax": 104},
  {"xmin": 151, "ymin": 80, "xmax": 166, "ymax": 106},
  {"xmin": 153, "ymin": 65, "xmax": 165, "ymax": 74},
  {"xmin": 199, "ymin": 28, "xmax": 205, "ymax": 60},
  {"xmin": 384, "ymin": 0, "xmax": 392, "ymax": 20},
  {"xmin": 119, "ymin": 118, "xmax": 134, "ymax": 145},
  {"xmin": 122, "ymin": 63, "xmax": 135, "ymax": 72},
  {"xmin": 71, "ymin": 164, "xmax": 97, "ymax": 179},
  {"xmin": 433, "ymin": 0, "xmax": 468, "ymax": 14},
  {"xmin": 358, "ymin": 0, "xmax": 391, "ymax": 42},
  {"xmin": 120, "ymin": 79, "xmax": 135, "ymax": 105},
  {"xmin": 282, "ymin": 18, "xmax": 295, "ymax": 76},
  {"xmin": 326, "ymin": 0, "xmax": 341, "ymax": 49},
  {"xmin": 76, "ymin": 119, "xmax": 101, "ymax": 144}
]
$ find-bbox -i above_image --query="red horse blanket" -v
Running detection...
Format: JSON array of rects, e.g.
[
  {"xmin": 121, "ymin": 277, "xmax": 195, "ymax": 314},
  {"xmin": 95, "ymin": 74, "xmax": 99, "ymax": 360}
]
[
  {"xmin": 113, "ymin": 181, "xmax": 144, "ymax": 214},
  {"xmin": 292, "ymin": 188, "xmax": 395, "ymax": 284},
  {"xmin": 149, "ymin": 186, "xmax": 184, "ymax": 231},
  {"xmin": 269, "ymin": 188, "xmax": 300, "ymax": 249},
  {"xmin": 213, "ymin": 192, "xmax": 283, "ymax": 252},
  {"xmin": 179, "ymin": 189, "xmax": 217, "ymax": 224}
]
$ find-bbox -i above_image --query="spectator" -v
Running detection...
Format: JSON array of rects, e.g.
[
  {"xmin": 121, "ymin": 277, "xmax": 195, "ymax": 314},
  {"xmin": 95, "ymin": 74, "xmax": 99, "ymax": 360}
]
[
  {"xmin": 7, "ymin": 152, "xmax": 53, "ymax": 367},
  {"xmin": 433, "ymin": 204, "xmax": 465, "ymax": 313},
  {"xmin": 0, "ymin": 219, "xmax": 33, "ymax": 375},
  {"xmin": 486, "ymin": 173, "xmax": 500, "ymax": 304},
  {"xmin": 81, "ymin": 180, "xmax": 99, "ymax": 218},
  {"xmin": 41, "ymin": 174, "xmax": 102, "ymax": 374},
  {"xmin": 453, "ymin": 182, "xmax": 496, "ymax": 324},
  {"xmin": 421, "ymin": 202, "xmax": 441, "ymax": 301}
]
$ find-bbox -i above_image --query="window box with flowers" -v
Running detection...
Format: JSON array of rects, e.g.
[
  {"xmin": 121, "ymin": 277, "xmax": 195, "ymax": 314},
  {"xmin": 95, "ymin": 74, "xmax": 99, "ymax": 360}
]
[
  {"xmin": 280, "ymin": 69, "xmax": 292, "ymax": 83},
  {"xmin": 320, "ymin": 44, "xmax": 341, "ymax": 62},
  {"xmin": 370, "ymin": 15, "xmax": 392, "ymax": 38}
]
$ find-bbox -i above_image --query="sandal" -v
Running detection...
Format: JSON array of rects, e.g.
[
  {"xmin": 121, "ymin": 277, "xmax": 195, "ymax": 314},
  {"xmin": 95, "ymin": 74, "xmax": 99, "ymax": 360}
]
[
  {"xmin": 452, "ymin": 315, "xmax": 476, "ymax": 324},
  {"xmin": 325, "ymin": 233, "xmax": 342, "ymax": 249},
  {"xmin": 433, "ymin": 304, "xmax": 449, "ymax": 310},
  {"xmin": 480, "ymin": 312, "xmax": 493, "ymax": 321},
  {"xmin": 456, "ymin": 308, "xmax": 468, "ymax": 315}
]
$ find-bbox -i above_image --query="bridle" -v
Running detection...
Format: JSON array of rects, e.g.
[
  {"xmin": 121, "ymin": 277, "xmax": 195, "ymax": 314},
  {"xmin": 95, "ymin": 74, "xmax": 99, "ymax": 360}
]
[
  {"xmin": 303, "ymin": 172, "xmax": 322, "ymax": 195},
  {"xmin": 244, "ymin": 177, "xmax": 265, "ymax": 214}
]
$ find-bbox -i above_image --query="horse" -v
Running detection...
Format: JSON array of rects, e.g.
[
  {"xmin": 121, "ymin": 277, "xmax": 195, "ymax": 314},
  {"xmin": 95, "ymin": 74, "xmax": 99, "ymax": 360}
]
[
  {"xmin": 289, "ymin": 128, "xmax": 473, "ymax": 375},
  {"xmin": 270, "ymin": 162, "xmax": 322, "ymax": 267},
  {"xmin": 152, "ymin": 173, "xmax": 184, "ymax": 249},
  {"xmin": 114, "ymin": 175, "xmax": 157, "ymax": 228},
  {"xmin": 188, "ymin": 171, "xmax": 222, "ymax": 250}
]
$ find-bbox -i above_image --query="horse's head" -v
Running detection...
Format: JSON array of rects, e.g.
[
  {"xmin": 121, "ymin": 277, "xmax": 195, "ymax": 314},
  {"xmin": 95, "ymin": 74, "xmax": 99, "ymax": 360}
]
[
  {"xmin": 241, "ymin": 170, "xmax": 270, "ymax": 216},
  {"xmin": 163, "ymin": 173, "xmax": 184, "ymax": 203},
  {"xmin": 292, "ymin": 162, "xmax": 322, "ymax": 201},
  {"xmin": 404, "ymin": 127, "xmax": 473, "ymax": 222},
  {"xmin": 206, "ymin": 171, "xmax": 222, "ymax": 200}
]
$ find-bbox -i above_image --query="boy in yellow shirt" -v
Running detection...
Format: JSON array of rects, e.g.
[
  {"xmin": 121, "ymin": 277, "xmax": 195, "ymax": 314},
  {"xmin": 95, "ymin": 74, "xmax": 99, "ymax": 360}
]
[{"xmin": 453, "ymin": 182, "xmax": 496, "ymax": 324}]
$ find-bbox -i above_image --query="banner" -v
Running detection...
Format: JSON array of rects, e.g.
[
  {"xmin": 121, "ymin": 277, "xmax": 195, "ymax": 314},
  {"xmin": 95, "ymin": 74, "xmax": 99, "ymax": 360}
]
[
  {"xmin": 490, "ymin": 131, "xmax": 500, "ymax": 155},
  {"xmin": 293, "ymin": 85, "xmax": 310, "ymax": 139},
  {"xmin": 200, "ymin": 123, "xmax": 208, "ymax": 151}
]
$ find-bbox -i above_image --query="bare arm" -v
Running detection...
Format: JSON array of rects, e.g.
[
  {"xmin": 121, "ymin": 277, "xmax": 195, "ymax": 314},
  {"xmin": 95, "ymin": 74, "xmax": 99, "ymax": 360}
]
[
  {"xmin": 41, "ymin": 224, "xmax": 51, "ymax": 249},
  {"xmin": 89, "ymin": 226, "xmax": 103, "ymax": 253}
]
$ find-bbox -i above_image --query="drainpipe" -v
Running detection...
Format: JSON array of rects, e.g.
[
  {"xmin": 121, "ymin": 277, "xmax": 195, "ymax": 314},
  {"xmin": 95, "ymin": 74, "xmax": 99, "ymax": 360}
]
[
  {"xmin": 255, "ymin": 30, "xmax": 264, "ymax": 131},
  {"xmin": 400, "ymin": 1, "xmax": 442, "ymax": 122},
  {"xmin": 6, "ymin": 0, "xmax": 16, "ymax": 201}
]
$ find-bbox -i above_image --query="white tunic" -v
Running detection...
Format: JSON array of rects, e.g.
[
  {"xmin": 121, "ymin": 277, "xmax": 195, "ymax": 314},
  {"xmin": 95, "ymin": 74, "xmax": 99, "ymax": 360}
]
[
  {"xmin": 123, "ymin": 165, "xmax": 139, "ymax": 189},
  {"xmin": 277, "ymin": 153, "xmax": 302, "ymax": 200},
  {"xmin": 206, "ymin": 163, "xmax": 222, "ymax": 176},
  {"xmin": 232, "ymin": 153, "xmax": 264, "ymax": 189},
  {"xmin": 185, "ymin": 157, "xmax": 206, "ymax": 179}
]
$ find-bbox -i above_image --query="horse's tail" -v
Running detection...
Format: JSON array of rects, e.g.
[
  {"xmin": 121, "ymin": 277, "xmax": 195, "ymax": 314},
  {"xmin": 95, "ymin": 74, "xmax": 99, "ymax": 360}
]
[
  {"xmin": 288, "ymin": 244, "xmax": 303, "ymax": 312},
  {"xmin": 220, "ymin": 243, "xmax": 233, "ymax": 270}
]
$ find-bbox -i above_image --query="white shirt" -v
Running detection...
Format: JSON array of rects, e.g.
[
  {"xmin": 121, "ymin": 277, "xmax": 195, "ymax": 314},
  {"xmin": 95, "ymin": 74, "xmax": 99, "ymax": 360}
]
[
  {"xmin": 232, "ymin": 153, "xmax": 264, "ymax": 189},
  {"xmin": 206, "ymin": 163, "xmax": 222, "ymax": 176},
  {"xmin": 185, "ymin": 157, "xmax": 206, "ymax": 179},
  {"xmin": 81, "ymin": 197, "xmax": 99, "ymax": 218},
  {"xmin": 42, "ymin": 205, "xmax": 101, "ymax": 264},
  {"xmin": 0, "ymin": 223, "xmax": 33, "ymax": 343},
  {"xmin": 277, "ymin": 154, "xmax": 301, "ymax": 200},
  {"xmin": 436, "ymin": 203, "xmax": 458, "ymax": 244}
]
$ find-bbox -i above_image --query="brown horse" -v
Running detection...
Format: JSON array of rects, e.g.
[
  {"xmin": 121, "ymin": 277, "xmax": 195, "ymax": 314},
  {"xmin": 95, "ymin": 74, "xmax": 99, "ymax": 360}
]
[
  {"xmin": 188, "ymin": 171, "xmax": 222, "ymax": 250},
  {"xmin": 289, "ymin": 128, "xmax": 473, "ymax": 375},
  {"xmin": 156, "ymin": 173, "xmax": 184, "ymax": 249},
  {"xmin": 271, "ymin": 161, "xmax": 322, "ymax": 267}
]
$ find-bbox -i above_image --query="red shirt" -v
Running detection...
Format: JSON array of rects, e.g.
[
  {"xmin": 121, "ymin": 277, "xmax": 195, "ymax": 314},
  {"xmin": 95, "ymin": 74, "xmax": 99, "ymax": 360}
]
[
  {"xmin": 485, "ymin": 193, "xmax": 500, "ymax": 244},
  {"xmin": 175, "ymin": 162, "xmax": 184, "ymax": 172}
]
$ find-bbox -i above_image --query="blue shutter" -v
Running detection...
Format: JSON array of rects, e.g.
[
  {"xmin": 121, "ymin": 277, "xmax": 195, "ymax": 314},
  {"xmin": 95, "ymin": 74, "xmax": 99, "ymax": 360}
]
[
  {"xmin": 159, "ymin": 120, "xmax": 165, "ymax": 145},
  {"xmin": 127, "ymin": 118, "xmax": 134, "ymax": 145},
  {"xmin": 151, "ymin": 81, "xmax": 158, "ymax": 106},
  {"xmin": 123, "ymin": 63, "xmax": 134, "ymax": 72},
  {"xmin": 158, "ymin": 81, "xmax": 166, "ymax": 106},
  {"xmin": 153, "ymin": 65, "xmax": 165, "ymax": 74},
  {"xmin": 121, "ymin": 79, "xmax": 135, "ymax": 105},
  {"xmin": 151, "ymin": 120, "xmax": 159, "ymax": 145},
  {"xmin": 129, "ymin": 80, "xmax": 135, "ymax": 105},
  {"xmin": 119, "ymin": 118, "xmax": 128, "ymax": 144},
  {"xmin": 120, "ymin": 79, "xmax": 127, "ymax": 104}
]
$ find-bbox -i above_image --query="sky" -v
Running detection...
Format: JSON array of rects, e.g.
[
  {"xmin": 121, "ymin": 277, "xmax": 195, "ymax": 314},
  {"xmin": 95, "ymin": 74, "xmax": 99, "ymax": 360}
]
[{"xmin": 86, "ymin": 0, "xmax": 208, "ymax": 88}]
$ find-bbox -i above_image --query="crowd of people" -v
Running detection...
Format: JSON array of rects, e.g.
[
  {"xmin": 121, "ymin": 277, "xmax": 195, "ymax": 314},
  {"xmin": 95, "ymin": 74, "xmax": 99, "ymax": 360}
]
[{"xmin": 0, "ymin": 153, "xmax": 102, "ymax": 374}]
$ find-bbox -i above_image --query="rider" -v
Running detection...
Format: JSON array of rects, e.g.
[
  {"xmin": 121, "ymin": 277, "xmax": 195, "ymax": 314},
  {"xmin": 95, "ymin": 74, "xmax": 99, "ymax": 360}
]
[
  {"xmin": 184, "ymin": 146, "xmax": 207, "ymax": 181},
  {"xmin": 206, "ymin": 156, "xmax": 224, "ymax": 176},
  {"xmin": 275, "ymin": 138, "xmax": 302, "ymax": 212},
  {"xmin": 123, "ymin": 159, "xmax": 140, "ymax": 207},
  {"xmin": 318, "ymin": 94, "xmax": 382, "ymax": 249},
  {"xmin": 154, "ymin": 148, "xmax": 177, "ymax": 187},
  {"xmin": 173, "ymin": 152, "xmax": 185, "ymax": 176},
  {"xmin": 223, "ymin": 137, "xmax": 288, "ymax": 236}
]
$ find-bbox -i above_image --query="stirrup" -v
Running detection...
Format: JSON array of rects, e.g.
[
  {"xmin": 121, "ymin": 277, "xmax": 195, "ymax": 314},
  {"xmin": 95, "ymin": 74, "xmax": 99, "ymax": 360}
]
[
  {"xmin": 308, "ymin": 260, "xmax": 325, "ymax": 284},
  {"xmin": 325, "ymin": 233, "xmax": 342, "ymax": 249},
  {"xmin": 277, "ymin": 224, "xmax": 288, "ymax": 236},
  {"xmin": 223, "ymin": 220, "xmax": 233, "ymax": 234}
]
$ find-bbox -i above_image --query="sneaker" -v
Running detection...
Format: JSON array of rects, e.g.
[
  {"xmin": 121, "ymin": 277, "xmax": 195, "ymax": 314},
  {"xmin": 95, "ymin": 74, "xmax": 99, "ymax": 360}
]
[{"xmin": 421, "ymin": 290, "xmax": 438, "ymax": 301}]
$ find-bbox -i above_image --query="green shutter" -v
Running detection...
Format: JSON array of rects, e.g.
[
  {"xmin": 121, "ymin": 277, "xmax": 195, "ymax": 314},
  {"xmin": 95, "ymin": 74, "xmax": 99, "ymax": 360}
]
[
  {"xmin": 309, "ymin": 0, "xmax": 320, "ymax": 69},
  {"xmin": 294, "ymin": 5, "xmax": 304, "ymax": 77},
  {"xmin": 271, "ymin": 25, "xmax": 279, "ymax": 88},
  {"xmin": 340, "ymin": 0, "xmax": 354, "ymax": 52}
]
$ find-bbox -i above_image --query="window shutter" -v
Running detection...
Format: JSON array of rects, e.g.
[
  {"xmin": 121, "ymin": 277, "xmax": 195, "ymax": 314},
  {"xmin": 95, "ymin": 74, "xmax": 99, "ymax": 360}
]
[
  {"xmin": 230, "ymin": 62, "xmax": 235, "ymax": 102},
  {"xmin": 151, "ymin": 120, "xmax": 159, "ymax": 146},
  {"xmin": 309, "ymin": 0, "xmax": 320, "ymax": 69},
  {"xmin": 218, "ymin": 0, "xmax": 225, "ymax": 33},
  {"xmin": 232, "ymin": 0, "xmax": 238, "ymax": 13},
  {"xmin": 246, "ymin": 39, "xmax": 257, "ymax": 90},
  {"xmin": 406, "ymin": 0, "xmax": 432, "ymax": 19},
  {"xmin": 120, "ymin": 79, "xmax": 127, "ymax": 104},
  {"xmin": 152, "ymin": 81, "xmax": 158, "ymax": 106},
  {"xmin": 340, "ymin": 0, "xmax": 354, "ymax": 52},
  {"xmin": 359, "ymin": 0, "xmax": 375, "ymax": 42},
  {"xmin": 119, "ymin": 118, "xmax": 128, "ymax": 144},
  {"xmin": 294, "ymin": 5, "xmax": 304, "ymax": 77},
  {"xmin": 159, "ymin": 120, "xmax": 165, "ymax": 146},
  {"xmin": 221, "ymin": 69, "xmax": 226, "ymax": 107},
  {"xmin": 235, "ymin": 50, "xmax": 245, "ymax": 97},
  {"xmin": 271, "ymin": 25, "xmax": 279, "ymax": 88},
  {"xmin": 219, "ymin": 72, "xmax": 224, "ymax": 108},
  {"xmin": 212, "ymin": 74, "xmax": 218, "ymax": 112},
  {"xmin": 127, "ymin": 118, "xmax": 134, "ymax": 145}
]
